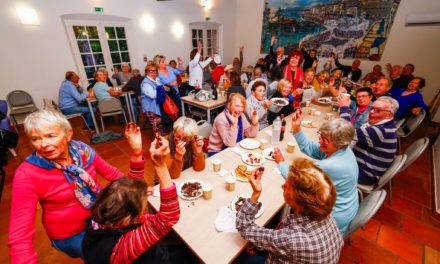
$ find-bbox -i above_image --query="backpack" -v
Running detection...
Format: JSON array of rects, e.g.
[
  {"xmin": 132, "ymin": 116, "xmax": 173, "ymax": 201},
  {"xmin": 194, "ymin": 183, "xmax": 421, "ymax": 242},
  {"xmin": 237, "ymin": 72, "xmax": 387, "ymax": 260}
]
[{"xmin": 162, "ymin": 95, "xmax": 179, "ymax": 121}]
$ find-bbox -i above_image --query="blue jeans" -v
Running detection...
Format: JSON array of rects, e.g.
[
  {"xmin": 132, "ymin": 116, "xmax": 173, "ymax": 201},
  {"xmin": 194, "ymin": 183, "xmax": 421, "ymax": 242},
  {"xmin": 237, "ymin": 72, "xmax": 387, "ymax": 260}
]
[
  {"xmin": 61, "ymin": 106, "xmax": 96, "ymax": 128},
  {"xmin": 51, "ymin": 231, "xmax": 85, "ymax": 259}
]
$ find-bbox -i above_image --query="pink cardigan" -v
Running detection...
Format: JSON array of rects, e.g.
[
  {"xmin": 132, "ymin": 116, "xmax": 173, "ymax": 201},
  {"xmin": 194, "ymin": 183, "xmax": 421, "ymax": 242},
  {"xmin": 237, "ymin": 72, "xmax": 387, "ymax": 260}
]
[
  {"xmin": 8, "ymin": 154, "xmax": 144, "ymax": 264},
  {"xmin": 208, "ymin": 112, "xmax": 259, "ymax": 153}
]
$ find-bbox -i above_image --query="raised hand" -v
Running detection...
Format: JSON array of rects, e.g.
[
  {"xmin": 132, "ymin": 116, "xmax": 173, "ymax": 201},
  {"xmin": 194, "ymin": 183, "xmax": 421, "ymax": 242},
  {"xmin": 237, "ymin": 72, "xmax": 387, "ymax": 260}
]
[
  {"xmin": 291, "ymin": 108, "xmax": 303, "ymax": 133},
  {"xmin": 272, "ymin": 147, "xmax": 284, "ymax": 164},
  {"xmin": 225, "ymin": 109, "xmax": 239, "ymax": 127},
  {"xmin": 337, "ymin": 94, "xmax": 351, "ymax": 107},
  {"xmin": 175, "ymin": 140, "xmax": 187, "ymax": 158},
  {"xmin": 149, "ymin": 136, "xmax": 170, "ymax": 167},
  {"xmin": 263, "ymin": 100, "xmax": 272, "ymax": 109},
  {"xmin": 192, "ymin": 136, "xmax": 204, "ymax": 156},
  {"xmin": 248, "ymin": 168, "xmax": 264, "ymax": 202},
  {"xmin": 250, "ymin": 108, "xmax": 259, "ymax": 126},
  {"xmin": 125, "ymin": 123, "xmax": 142, "ymax": 154},
  {"xmin": 271, "ymin": 35, "xmax": 276, "ymax": 46},
  {"xmin": 293, "ymin": 88, "xmax": 304, "ymax": 97},
  {"xmin": 239, "ymin": 46, "xmax": 244, "ymax": 53},
  {"xmin": 177, "ymin": 57, "xmax": 183, "ymax": 65}
]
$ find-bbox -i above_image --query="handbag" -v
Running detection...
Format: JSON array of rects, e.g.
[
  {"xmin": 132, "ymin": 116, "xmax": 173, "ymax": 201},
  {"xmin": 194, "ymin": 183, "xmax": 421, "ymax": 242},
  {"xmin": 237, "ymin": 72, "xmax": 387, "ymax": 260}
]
[{"xmin": 162, "ymin": 95, "xmax": 179, "ymax": 121}]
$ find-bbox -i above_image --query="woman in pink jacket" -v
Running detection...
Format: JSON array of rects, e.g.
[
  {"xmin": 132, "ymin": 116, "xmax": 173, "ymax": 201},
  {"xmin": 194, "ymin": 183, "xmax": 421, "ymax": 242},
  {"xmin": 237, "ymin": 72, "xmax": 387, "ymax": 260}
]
[
  {"xmin": 8, "ymin": 110, "xmax": 145, "ymax": 264},
  {"xmin": 208, "ymin": 93, "xmax": 259, "ymax": 156}
]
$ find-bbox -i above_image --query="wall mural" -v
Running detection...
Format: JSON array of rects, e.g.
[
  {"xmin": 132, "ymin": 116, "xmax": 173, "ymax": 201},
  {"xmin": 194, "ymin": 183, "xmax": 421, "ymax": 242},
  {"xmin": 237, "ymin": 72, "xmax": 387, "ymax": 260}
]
[{"xmin": 261, "ymin": 0, "xmax": 401, "ymax": 61}]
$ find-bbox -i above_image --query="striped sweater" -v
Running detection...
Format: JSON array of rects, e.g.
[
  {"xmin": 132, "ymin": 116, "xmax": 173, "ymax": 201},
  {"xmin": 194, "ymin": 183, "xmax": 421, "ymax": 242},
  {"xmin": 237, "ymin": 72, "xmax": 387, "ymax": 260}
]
[{"xmin": 341, "ymin": 108, "xmax": 397, "ymax": 185}]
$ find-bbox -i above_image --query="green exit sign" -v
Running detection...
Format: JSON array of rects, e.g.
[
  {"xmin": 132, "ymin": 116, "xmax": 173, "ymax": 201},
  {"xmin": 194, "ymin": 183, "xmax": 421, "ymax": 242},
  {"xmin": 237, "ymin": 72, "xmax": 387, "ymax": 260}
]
[{"xmin": 94, "ymin": 7, "xmax": 104, "ymax": 13}]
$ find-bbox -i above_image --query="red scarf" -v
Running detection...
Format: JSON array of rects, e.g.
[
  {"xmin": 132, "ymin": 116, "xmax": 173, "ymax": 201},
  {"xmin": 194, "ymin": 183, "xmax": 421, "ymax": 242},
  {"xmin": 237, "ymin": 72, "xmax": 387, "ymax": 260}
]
[{"xmin": 283, "ymin": 65, "xmax": 303, "ymax": 108}]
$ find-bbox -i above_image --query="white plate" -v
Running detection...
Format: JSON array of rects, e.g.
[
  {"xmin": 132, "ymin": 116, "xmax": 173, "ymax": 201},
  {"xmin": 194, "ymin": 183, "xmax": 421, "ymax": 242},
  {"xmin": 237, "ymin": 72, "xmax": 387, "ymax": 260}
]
[
  {"xmin": 239, "ymin": 138, "xmax": 260, "ymax": 150},
  {"xmin": 177, "ymin": 179, "xmax": 204, "ymax": 200},
  {"xmin": 301, "ymin": 120, "xmax": 318, "ymax": 128},
  {"xmin": 241, "ymin": 152, "xmax": 265, "ymax": 166},
  {"xmin": 231, "ymin": 165, "xmax": 253, "ymax": 182},
  {"xmin": 317, "ymin": 97, "xmax": 332, "ymax": 104},
  {"xmin": 262, "ymin": 148, "xmax": 285, "ymax": 161},
  {"xmin": 231, "ymin": 194, "xmax": 264, "ymax": 218},
  {"xmin": 270, "ymin": 97, "xmax": 289, "ymax": 106}
]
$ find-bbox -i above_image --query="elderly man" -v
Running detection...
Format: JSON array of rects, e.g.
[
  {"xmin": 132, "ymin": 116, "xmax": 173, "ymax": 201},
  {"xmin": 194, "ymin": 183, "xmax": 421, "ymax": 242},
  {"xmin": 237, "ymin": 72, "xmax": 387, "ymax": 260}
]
[
  {"xmin": 392, "ymin": 63, "xmax": 415, "ymax": 90},
  {"xmin": 58, "ymin": 71, "xmax": 95, "ymax": 129},
  {"xmin": 269, "ymin": 36, "xmax": 288, "ymax": 80},
  {"xmin": 235, "ymin": 158, "xmax": 343, "ymax": 263},
  {"xmin": 340, "ymin": 96, "xmax": 399, "ymax": 185},
  {"xmin": 372, "ymin": 77, "xmax": 392, "ymax": 100},
  {"xmin": 334, "ymin": 56, "xmax": 362, "ymax": 82}
]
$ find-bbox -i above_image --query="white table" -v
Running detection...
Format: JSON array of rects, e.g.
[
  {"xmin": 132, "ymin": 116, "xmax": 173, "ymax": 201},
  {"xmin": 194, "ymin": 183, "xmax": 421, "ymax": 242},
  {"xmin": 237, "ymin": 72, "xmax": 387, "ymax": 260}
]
[{"xmin": 181, "ymin": 93, "xmax": 227, "ymax": 123}]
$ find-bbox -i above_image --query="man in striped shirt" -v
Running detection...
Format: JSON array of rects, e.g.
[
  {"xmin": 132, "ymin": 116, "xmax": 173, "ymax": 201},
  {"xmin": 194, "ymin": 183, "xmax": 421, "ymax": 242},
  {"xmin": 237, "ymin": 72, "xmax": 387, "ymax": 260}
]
[{"xmin": 339, "ymin": 96, "xmax": 399, "ymax": 185}]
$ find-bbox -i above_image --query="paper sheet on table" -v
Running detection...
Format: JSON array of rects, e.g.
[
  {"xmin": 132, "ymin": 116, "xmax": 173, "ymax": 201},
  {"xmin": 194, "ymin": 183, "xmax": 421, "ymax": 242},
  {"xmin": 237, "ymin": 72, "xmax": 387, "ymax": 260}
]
[
  {"xmin": 265, "ymin": 130, "xmax": 272, "ymax": 137},
  {"xmin": 315, "ymin": 111, "xmax": 322, "ymax": 116},
  {"xmin": 273, "ymin": 167, "xmax": 281, "ymax": 175},
  {"xmin": 153, "ymin": 181, "xmax": 179, "ymax": 197},
  {"xmin": 214, "ymin": 206, "xmax": 238, "ymax": 232},
  {"xmin": 209, "ymin": 166, "xmax": 229, "ymax": 177},
  {"xmin": 231, "ymin": 146, "xmax": 246, "ymax": 156}
]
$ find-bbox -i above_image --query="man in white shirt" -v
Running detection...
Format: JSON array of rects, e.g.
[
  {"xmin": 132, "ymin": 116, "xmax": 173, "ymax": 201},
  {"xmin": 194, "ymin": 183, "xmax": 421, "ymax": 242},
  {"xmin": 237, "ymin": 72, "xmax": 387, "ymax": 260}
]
[{"xmin": 188, "ymin": 41, "xmax": 214, "ymax": 88}]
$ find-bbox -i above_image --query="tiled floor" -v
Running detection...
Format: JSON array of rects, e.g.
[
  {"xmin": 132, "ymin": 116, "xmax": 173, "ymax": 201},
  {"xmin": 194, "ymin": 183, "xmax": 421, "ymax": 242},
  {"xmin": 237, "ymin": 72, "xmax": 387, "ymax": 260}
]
[{"xmin": 1, "ymin": 117, "xmax": 439, "ymax": 264}]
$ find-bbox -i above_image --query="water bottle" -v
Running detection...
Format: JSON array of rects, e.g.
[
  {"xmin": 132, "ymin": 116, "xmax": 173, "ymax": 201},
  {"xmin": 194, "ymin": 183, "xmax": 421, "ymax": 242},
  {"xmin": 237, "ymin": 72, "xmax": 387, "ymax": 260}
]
[
  {"xmin": 272, "ymin": 116, "xmax": 281, "ymax": 145},
  {"xmin": 211, "ymin": 81, "xmax": 218, "ymax": 100},
  {"xmin": 280, "ymin": 114, "xmax": 286, "ymax": 141},
  {"xmin": 195, "ymin": 80, "xmax": 201, "ymax": 91}
]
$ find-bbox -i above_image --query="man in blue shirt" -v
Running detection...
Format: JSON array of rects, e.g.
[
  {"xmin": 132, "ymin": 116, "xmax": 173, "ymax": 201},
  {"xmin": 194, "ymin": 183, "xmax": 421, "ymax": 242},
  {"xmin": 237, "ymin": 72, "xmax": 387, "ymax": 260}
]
[{"xmin": 58, "ymin": 71, "xmax": 95, "ymax": 129}]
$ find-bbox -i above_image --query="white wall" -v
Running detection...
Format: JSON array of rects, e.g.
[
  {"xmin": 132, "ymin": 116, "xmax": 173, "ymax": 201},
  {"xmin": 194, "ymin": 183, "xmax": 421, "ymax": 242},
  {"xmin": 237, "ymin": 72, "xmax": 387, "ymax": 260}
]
[
  {"xmin": 235, "ymin": 0, "xmax": 440, "ymax": 102},
  {"xmin": 0, "ymin": 0, "xmax": 237, "ymax": 111}
]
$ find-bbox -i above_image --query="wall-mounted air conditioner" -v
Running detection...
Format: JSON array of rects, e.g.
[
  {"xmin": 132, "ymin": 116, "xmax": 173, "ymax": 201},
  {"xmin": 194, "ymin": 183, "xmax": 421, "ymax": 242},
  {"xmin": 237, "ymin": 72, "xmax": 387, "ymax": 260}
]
[{"xmin": 406, "ymin": 11, "xmax": 440, "ymax": 26}]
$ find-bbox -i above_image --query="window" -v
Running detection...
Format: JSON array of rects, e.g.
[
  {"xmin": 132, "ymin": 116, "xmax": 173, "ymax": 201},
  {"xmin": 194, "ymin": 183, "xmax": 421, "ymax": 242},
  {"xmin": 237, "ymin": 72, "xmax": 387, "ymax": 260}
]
[
  {"xmin": 65, "ymin": 20, "xmax": 132, "ymax": 84},
  {"xmin": 189, "ymin": 22, "xmax": 220, "ymax": 56}
]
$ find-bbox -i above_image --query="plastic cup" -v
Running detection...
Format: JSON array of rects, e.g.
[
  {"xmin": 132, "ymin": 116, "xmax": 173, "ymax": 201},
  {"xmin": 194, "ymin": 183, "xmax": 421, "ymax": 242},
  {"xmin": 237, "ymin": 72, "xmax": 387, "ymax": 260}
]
[
  {"xmin": 305, "ymin": 100, "xmax": 311, "ymax": 107},
  {"xmin": 325, "ymin": 113, "xmax": 334, "ymax": 121},
  {"xmin": 225, "ymin": 176, "xmax": 236, "ymax": 191},
  {"xmin": 287, "ymin": 141, "xmax": 296, "ymax": 153},
  {"xmin": 212, "ymin": 159, "xmax": 221, "ymax": 172},
  {"xmin": 202, "ymin": 183, "xmax": 213, "ymax": 200},
  {"xmin": 309, "ymin": 108, "xmax": 316, "ymax": 116},
  {"xmin": 259, "ymin": 139, "xmax": 268, "ymax": 150}
]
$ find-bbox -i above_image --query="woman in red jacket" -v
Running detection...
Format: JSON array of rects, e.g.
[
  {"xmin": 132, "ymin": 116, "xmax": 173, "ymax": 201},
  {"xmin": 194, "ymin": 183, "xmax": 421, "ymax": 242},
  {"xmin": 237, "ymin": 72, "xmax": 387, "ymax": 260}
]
[
  {"xmin": 8, "ymin": 109, "xmax": 145, "ymax": 264},
  {"xmin": 282, "ymin": 50, "xmax": 304, "ymax": 108}
]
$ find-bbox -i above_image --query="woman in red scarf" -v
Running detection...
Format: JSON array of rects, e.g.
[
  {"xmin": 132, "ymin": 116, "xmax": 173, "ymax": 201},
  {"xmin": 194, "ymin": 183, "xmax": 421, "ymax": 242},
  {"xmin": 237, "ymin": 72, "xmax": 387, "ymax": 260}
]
[{"xmin": 283, "ymin": 50, "xmax": 304, "ymax": 108}]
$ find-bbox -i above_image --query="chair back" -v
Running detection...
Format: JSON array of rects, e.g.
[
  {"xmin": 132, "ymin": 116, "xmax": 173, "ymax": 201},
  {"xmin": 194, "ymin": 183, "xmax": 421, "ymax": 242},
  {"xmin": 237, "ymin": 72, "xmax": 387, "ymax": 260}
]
[
  {"xmin": 197, "ymin": 120, "xmax": 213, "ymax": 139},
  {"xmin": 398, "ymin": 110, "xmax": 426, "ymax": 137},
  {"xmin": 395, "ymin": 118, "xmax": 406, "ymax": 131},
  {"xmin": 376, "ymin": 154, "xmax": 407, "ymax": 190},
  {"xmin": 344, "ymin": 190, "xmax": 386, "ymax": 238},
  {"xmin": 98, "ymin": 98, "xmax": 123, "ymax": 115},
  {"xmin": 400, "ymin": 137, "xmax": 429, "ymax": 172},
  {"xmin": 7, "ymin": 90, "xmax": 36, "ymax": 108},
  {"xmin": 43, "ymin": 98, "xmax": 61, "ymax": 112}
]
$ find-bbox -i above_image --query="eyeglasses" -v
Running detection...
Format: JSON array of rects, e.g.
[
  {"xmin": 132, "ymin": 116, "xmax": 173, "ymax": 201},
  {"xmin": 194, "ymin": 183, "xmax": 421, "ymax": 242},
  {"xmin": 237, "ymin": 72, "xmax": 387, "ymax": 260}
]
[
  {"xmin": 317, "ymin": 131, "xmax": 331, "ymax": 145},
  {"xmin": 147, "ymin": 70, "xmax": 158, "ymax": 73},
  {"xmin": 370, "ymin": 107, "xmax": 391, "ymax": 113}
]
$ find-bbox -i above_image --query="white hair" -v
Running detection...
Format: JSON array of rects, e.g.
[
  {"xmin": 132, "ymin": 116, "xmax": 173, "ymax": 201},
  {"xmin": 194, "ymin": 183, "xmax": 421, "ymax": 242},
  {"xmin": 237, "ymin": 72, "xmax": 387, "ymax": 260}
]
[
  {"xmin": 173, "ymin": 117, "xmax": 198, "ymax": 139},
  {"xmin": 319, "ymin": 118, "xmax": 354, "ymax": 149},
  {"xmin": 24, "ymin": 109, "xmax": 72, "ymax": 136},
  {"xmin": 376, "ymin": 96, "xmax": 399, "ymax": 114}
]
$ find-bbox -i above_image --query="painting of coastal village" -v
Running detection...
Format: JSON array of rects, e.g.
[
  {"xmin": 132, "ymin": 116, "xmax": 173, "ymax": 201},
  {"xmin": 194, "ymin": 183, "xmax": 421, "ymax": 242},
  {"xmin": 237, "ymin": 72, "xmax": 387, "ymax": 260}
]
[{"xmin": 261, "ymin": 0, "xmax": 401, "ymax": 60}]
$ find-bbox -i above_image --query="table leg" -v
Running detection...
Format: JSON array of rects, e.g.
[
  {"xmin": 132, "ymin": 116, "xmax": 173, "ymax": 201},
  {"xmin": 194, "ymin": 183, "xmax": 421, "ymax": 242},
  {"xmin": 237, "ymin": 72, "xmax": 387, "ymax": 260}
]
[
  {"xmin": 124, "ymin": 94, "xmax": 134, "ymax": 123},
  {"xmin": 207, "ymin": 109, "xmax": 211, "ymax": 124},
  {"xmin": 181, "ymin": 100, "xmax": 186, "ymax": 117},
  {"xmin": 87, "ymin": 100, "xmax": 100, "ymax": 134}
]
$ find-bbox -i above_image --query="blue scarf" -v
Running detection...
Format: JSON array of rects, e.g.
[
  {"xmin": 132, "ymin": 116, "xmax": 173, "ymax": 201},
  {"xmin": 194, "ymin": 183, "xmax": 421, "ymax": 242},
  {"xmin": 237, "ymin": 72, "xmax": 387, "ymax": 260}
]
[
  {"xmin": 224, "ymin": 110, "xmax": 243, "ymax": 147},
  {"xmin": 26, "ymin": 140, "xmax": 100, "ymax": 209}
]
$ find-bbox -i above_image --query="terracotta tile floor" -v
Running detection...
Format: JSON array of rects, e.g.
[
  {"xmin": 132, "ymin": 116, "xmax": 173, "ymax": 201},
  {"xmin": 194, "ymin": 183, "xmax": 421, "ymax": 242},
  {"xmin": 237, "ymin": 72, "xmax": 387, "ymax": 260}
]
[{"xmin": 1, "ymin": 117, "xmax": 439, "ymax": 264}]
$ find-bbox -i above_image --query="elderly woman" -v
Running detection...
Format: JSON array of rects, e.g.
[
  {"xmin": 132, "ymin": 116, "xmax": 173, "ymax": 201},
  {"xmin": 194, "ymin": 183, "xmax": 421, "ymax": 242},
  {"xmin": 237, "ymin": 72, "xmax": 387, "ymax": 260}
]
[
  {"xmin": 301, "ymin": 68, "xmax": 321, "ymax": 103},
  {"xmin": 311, "ymin": 70, "xmax": 331, "ymax": 99},
  {"xmin": 8, "ymin": 110, "xmax": 144, "ymax": 263},
  {"xmin": 87, "ymin": 67, "xmax": 114, "ymax": 90},
  {"xmin": 144, "ymin": 117, "xmax": 205, "ymax": 186},
  {"xmin": 112, "ymin": 62, "xmax": 133, "ymax": 85},
  {"xmin": 282, "ymin": 50, "xmax": 304, "ymax": 108},
  {"xmin": 141, "ymin": 63, "xmax": 166, "ymax": 135},
  {"xmin": 273, "ymin": 113, "xmax": 359, "ymax": 236},
  {"xmin": 267, "ymin": 79, "xmax": 303, "ymax": 125},
  {"xmin": 93, "ymin": 69, "xmax": 122, "ymax": 101},
  {"xmin": 246, "ymin": 81, "xmax": 272, "ymax": 130},
  {"xmin": 155, "ymin": 54, "xmax": 184, "ymax": 115},
  {"xmin": 338, "ymin": 87, "xmax": 373, "ymax": 128},
  {"xmin": 235, "ymin": 158, "xmax": 343, "ymax": 263},
  {"xmin": 208, "ymin": 93, "xmax": 259, "ymax": 156},
  {"xmin": 389, "ymin": 77, "xmax": 427, "ymax": 120}
]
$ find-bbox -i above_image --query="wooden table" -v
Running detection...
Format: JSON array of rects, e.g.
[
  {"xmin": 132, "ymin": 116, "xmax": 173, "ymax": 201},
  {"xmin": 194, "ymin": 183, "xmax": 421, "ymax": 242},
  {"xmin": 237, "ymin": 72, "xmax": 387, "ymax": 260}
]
[
  {"xmin": 148, "ymin": 103, "xmax": 334, "ymax": 263},
  {"xmin": 181, "ymin": 92, "xmax": 227, "ymax": 123},
  {"xmin": 86, "ymin": 91, "xmax": 135, "ymax": 134}
]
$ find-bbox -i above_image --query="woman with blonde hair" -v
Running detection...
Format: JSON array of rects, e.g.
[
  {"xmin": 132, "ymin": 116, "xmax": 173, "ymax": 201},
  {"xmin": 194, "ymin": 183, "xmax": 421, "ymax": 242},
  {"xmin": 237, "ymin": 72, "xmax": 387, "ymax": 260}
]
[
  {"xmin": 208, "ymin": 93, "xmax": 259, "ymax": 156},
  {"xmin": 267, "ymin": 79, "xmax": 302, "ymax": 124}
]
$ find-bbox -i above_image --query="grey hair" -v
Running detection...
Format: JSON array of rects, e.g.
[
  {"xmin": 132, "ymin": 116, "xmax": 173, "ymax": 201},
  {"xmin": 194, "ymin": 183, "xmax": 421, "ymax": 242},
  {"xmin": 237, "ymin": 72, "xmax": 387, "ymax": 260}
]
[
  {"xmin": 97, "ymin": 67, "xmax": 108, "ymax": 73},
  {"xmin": 24, "ymin": 109, "xmax": 72, "ymax": 136},
  {"xmin": 376, "ymin": 96, "xmax": 399, "ymax": 114},
  {"xmin": 121, "ymin": 62, "xmax": 130, "ymax": 68},
  {"xmin": 173, "ymin": 117, "xmax": 198, "ymax": 139},
  {"xmin": 132, "ymin": 68, "xmax": 141, "ymax": 76},
  {"xmin": 319, "ymin": 118, "xmax": 354, "ymax": 149},
  {"xmin": 378, "ymin": 76, "xmax": 391, "ymax": 88}
]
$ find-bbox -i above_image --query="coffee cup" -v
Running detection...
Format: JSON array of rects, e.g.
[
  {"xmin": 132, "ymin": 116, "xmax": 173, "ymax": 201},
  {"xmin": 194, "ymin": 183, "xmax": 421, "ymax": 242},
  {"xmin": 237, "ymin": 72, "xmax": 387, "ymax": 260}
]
[
  {"xmin": 340, "ymin": 93, "xmax": 351, "ymax": 100},
  {"xmin": 287, "ymin": 141, "xmax": 296, "ymax": 153},
  {"xmin": 305, "ymin": 100, "xmax": 311, "ymax": 107},
  {"xmin": 325, "ymin": 113, "xmax": 334, "ymax": 121},
  {"xmin": 225, "ymin": 176, "xmax": 236, "ymax": 191},
  {"xmin": 309, "ymin": 108, "xmax": 316, "ymax": 116},
  {"xmin": 212, "ymin": 159, "xmax": 221, "ymax": 172},
  {"xmin": 202, "ymin": 183, "xmax": 213, "ymax": 200},
  {"xmin": 259, "ymin": 139, "xmax": 268, "ymax": 150}
]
